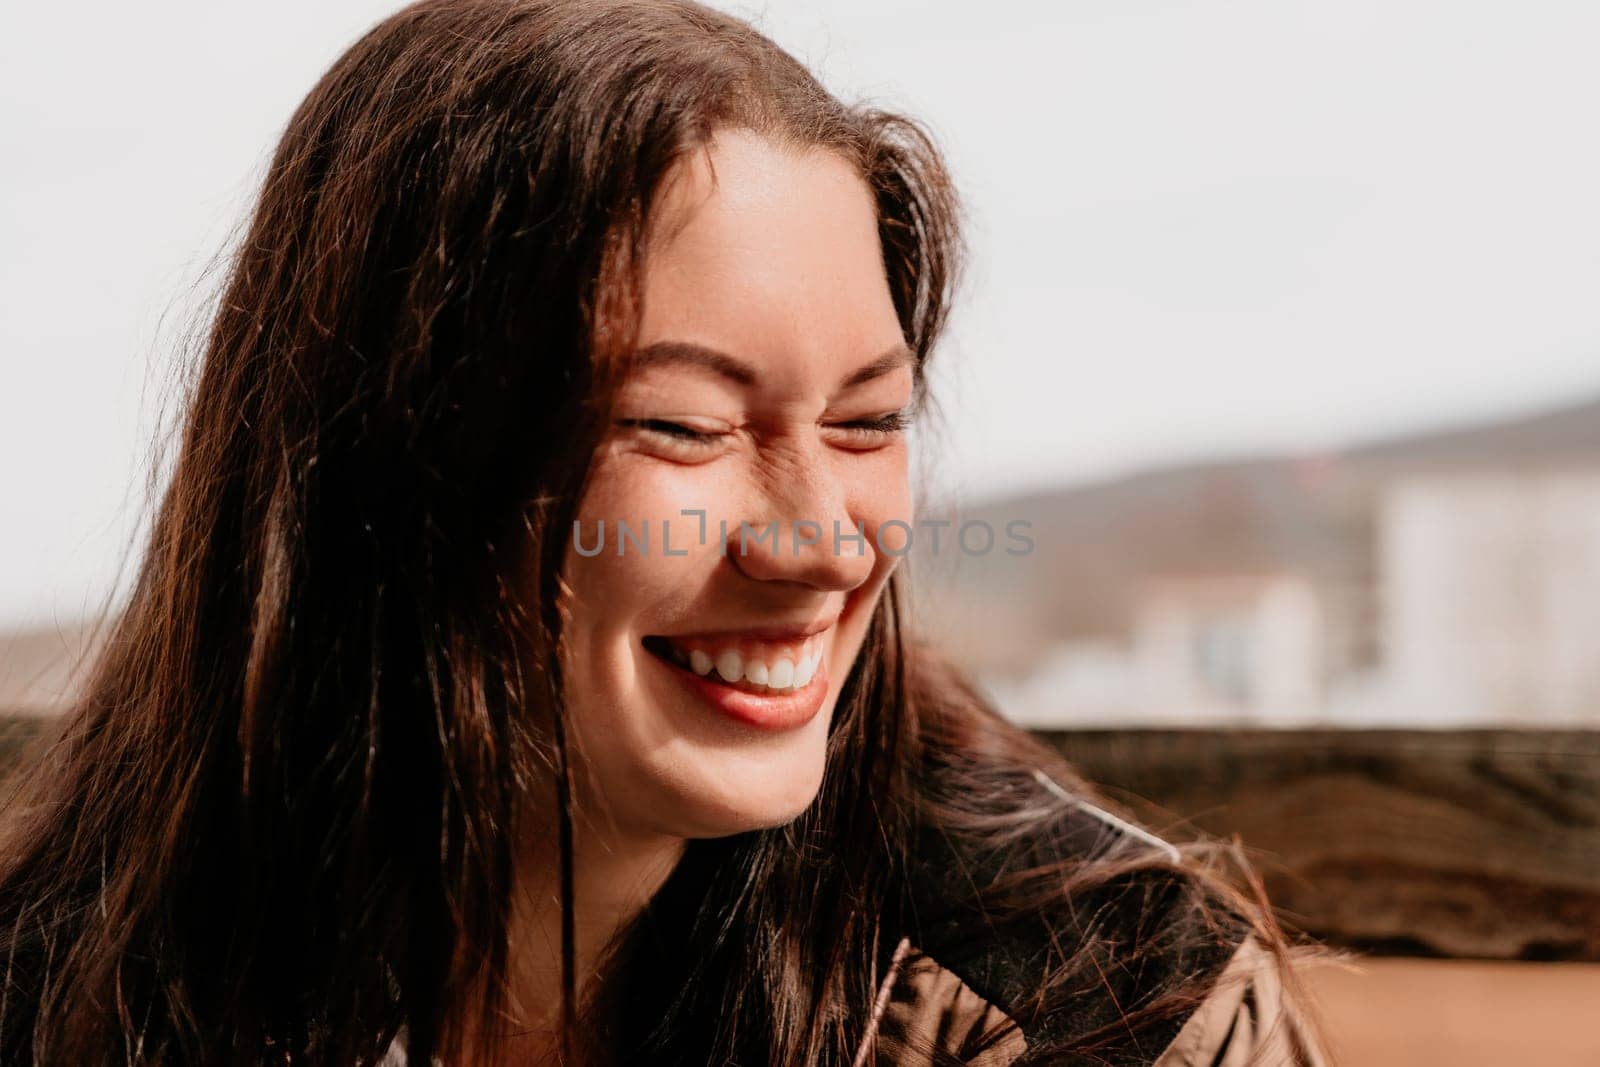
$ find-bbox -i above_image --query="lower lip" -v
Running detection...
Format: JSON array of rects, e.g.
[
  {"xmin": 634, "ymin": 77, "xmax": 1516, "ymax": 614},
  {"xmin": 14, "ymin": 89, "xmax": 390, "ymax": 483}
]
[{"xmin": 650, "ymin": 647, "xmax": 830, "ymax": 732}]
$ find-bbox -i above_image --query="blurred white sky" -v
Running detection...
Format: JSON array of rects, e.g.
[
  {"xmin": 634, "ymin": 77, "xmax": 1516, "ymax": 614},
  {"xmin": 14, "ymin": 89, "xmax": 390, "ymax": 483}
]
[{"xmin": 3, "ymin": 0, "xmax": 1599, "ymax": 628}]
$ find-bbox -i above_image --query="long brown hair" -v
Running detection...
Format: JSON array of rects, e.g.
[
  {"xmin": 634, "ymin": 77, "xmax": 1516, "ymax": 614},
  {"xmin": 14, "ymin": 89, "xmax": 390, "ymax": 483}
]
[{"xmin": 0, "ymin": 2, "xmax": 1324, "ymax": 1063}]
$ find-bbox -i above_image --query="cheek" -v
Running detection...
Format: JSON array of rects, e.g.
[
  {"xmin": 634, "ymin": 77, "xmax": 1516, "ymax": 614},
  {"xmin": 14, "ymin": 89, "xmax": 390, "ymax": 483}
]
[
  {"xmin": 846, "ymin": 445, "xmax": 915, "ymax": 565},
  {"xmin": 561, "ymin": 455, "xmax": 707, "ymax": 636},
  {"xmin": 559, "ymin": 449, "xmax": 754, "ymax": 693},
  {"xmin": 829, "ymin": 445, "xmax": 913, "ymax": 650}
]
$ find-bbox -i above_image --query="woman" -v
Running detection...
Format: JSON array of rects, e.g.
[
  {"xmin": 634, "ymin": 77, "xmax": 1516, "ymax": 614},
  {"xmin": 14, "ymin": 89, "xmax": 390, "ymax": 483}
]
[{"xmin": 0, "ymin": 1, "xmax": 1332, "ymax": 1063}]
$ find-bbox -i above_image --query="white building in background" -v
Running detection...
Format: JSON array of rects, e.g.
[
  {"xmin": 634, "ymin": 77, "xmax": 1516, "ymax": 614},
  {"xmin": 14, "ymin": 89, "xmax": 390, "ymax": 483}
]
[
  {"xmin": 967, "ymin": 439, "xmax": 1600, "ymax": 727},
  {"xmin": 983, "ymin": 574, "xmax": 1326, "ymax": 728},
  {"xmin": 1133, "ymin": 574, "xmax": 1324, "ymax": 725},
  {"xmin": 1378, "ymin": 473, "xmax": 1600, "ymax": 725}
]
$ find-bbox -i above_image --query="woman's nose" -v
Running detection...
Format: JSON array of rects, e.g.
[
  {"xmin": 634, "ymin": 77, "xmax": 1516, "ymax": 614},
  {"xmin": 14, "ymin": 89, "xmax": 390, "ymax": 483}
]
[{"xmin": 723, "ymin": 461, "xmax": 878, "ymax": 592}]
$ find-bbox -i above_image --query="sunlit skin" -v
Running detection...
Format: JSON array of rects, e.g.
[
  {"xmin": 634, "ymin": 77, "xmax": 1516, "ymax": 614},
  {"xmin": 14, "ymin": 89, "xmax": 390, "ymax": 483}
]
[{"xmin": 480, "ymin": 128, "xmax": 916, "ymax": 1062}]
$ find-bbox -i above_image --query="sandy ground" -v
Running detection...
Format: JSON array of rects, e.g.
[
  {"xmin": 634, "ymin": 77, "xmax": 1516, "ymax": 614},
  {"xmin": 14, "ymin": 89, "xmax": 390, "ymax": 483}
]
[{"xmin": 1307, "ymin": 956, "xmax": 1600, "ymax": 1066}]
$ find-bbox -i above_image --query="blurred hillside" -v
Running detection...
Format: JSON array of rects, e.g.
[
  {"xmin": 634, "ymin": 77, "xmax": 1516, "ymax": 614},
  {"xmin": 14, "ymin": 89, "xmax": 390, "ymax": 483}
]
[
  {"xmin": 912, "ymin": 394, "xmax": 1600, "ymax": 727},
  {"xmin": 0, "ymin": 619, "xmax": 98, "ymax": 717}
]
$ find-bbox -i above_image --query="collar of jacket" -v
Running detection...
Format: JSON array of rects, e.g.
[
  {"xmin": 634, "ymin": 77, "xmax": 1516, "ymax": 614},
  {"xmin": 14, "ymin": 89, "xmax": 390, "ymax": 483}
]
[{"xmin": 847, "ymin": 768, "xmax": 1244, "ymax": 1064}]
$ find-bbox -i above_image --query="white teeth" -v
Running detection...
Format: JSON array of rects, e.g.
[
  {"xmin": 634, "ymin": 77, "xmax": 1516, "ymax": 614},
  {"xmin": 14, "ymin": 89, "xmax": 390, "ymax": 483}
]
[{"xmin": 665, "ymin": 640, "xmax": 824, "ymax": 693}]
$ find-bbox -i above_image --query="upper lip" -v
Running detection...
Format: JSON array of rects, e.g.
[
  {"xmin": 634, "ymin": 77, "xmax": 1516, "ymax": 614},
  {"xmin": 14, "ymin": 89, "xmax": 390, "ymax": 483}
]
[{"xmin": 652, "ymin": 617, "xmax": 838, "ymax": 642}]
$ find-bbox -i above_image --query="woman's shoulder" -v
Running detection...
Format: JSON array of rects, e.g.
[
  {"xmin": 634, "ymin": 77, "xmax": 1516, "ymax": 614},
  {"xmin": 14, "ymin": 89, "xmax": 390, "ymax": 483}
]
[{"xmin": 871, "ymin": 765, "xmax": 1329, "ymax": 1065}]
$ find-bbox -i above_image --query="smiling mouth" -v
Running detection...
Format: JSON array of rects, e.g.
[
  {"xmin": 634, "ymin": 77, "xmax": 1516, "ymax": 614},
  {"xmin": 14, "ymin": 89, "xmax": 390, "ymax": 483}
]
[
  {"xmin": 641, "ymin": 633, "xmax": 824, "ymax": 696},
  {"xmin": 640, "ymin": 633, "xmax": 832, "ymax": 735}
]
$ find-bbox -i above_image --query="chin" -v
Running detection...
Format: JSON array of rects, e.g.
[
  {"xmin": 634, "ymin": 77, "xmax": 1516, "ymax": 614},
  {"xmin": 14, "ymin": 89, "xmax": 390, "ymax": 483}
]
[{"xmin": 657, "ymin": 713, "xmax": 834, "ymax": 839}]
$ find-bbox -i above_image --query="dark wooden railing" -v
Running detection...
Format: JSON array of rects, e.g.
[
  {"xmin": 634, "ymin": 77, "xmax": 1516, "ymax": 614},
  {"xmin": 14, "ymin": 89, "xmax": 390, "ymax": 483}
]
[
  {"xmin": 1047, "ymin": 728, "xmax": 1600, "ymax": 961},
  {"xmin": 4, "ymin": 714, "xmax": 1596, "ymax": 961}
]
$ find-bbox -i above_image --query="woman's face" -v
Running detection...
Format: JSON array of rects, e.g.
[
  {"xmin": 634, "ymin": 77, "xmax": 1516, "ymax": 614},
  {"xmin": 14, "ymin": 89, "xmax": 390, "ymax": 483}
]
[{"xmin": 556, "ymin": 128, "xmax": 914, "ymax": 841}]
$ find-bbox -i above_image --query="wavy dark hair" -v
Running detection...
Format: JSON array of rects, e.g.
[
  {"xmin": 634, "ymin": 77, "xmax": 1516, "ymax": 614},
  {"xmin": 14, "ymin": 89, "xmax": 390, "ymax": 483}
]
[{"xmin": 0, "ymin": 1, "xmax": 1327, "ymax": 1063}]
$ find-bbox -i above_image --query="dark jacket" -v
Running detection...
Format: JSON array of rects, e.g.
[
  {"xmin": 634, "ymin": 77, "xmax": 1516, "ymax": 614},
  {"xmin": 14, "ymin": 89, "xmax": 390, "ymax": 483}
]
[{"xmin": 858, "ymin": 769, "xmax": 1330, "ymax": 1066}]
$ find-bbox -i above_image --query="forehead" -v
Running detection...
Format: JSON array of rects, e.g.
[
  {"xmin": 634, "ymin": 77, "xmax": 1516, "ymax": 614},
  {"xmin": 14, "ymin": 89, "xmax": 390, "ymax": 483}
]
[{"xmin": 634, "ymin": 128, "xmax": 906, "ymax": 381}]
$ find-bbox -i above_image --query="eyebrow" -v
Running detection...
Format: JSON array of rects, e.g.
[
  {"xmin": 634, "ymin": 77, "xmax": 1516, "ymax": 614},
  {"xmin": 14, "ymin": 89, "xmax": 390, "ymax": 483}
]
[{"xmin": 625, "ymin": 340, "xmax": 915, "ymax": 391}]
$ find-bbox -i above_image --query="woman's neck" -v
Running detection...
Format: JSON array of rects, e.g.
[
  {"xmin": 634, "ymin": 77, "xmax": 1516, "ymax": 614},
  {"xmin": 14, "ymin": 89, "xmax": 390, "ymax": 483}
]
[{"xmin": 467, "ymin": 814, "xmax": 685, "ymax": 1065}]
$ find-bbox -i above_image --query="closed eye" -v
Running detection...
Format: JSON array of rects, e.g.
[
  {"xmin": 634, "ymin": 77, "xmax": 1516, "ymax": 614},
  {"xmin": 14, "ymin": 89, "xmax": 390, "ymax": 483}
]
[
  {"xmin": 826, "ymin": 409, "xmax": 910, "ymax": 446},
  {"xmin": 617, "ymin": 410, "xmax": 909, "ymax": 456},
  {"xmin": 616, "ymin": 418, "xmax": 724, "ymax": 444},
  {"xmin": 837, "ymin": 411, "xmax": 908, "ymax": 433}
]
